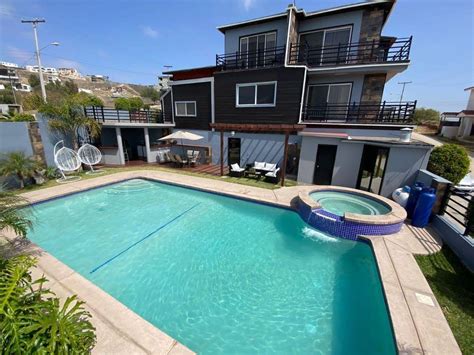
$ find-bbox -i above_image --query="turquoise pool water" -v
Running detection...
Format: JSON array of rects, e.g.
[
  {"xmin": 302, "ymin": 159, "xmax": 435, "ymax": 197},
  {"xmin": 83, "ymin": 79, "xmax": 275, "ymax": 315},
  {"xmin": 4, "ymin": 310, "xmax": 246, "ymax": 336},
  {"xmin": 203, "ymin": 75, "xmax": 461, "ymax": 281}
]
[
  {"xmin": 29, "ymin": 179, "xmax": 395, "ymax": 354},
  {"xmin": 310, "ymin": 191, "xmax": 391, "ymax": 216}
]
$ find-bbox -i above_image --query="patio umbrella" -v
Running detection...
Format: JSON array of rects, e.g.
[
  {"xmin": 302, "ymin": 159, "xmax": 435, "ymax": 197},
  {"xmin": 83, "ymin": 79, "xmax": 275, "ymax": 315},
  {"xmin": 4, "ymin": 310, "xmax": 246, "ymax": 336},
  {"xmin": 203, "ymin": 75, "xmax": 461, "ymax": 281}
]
[{"xmin": 159, "ymin": 130, "xmax": 203, "ymax": 157}]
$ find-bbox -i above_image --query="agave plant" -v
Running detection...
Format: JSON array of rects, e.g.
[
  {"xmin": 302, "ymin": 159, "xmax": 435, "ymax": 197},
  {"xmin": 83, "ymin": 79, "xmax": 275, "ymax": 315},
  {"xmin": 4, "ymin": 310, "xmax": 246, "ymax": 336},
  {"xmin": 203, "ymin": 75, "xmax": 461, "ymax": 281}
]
[
  {"xmin": 0, "ymin": 152, "xmax": 39, "ymax": 189},
  {"xmin": 0, "ymin": 255, "xmax": 96, "ymax": 353},
  {"xmin": 0, "ymin": 189, "xmax": 32, "ymax": 238},
  {"xmin": 40, "ymin": 99, "xmax": 101, "ymax": 150}
]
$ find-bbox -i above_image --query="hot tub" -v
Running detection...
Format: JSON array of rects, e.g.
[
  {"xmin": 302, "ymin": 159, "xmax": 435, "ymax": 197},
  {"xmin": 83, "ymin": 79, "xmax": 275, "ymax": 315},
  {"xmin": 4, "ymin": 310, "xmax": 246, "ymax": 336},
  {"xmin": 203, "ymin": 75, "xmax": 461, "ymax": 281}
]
[{"xmin": 298, "ymin": 187, "xmax": 407, "ymax": 241}]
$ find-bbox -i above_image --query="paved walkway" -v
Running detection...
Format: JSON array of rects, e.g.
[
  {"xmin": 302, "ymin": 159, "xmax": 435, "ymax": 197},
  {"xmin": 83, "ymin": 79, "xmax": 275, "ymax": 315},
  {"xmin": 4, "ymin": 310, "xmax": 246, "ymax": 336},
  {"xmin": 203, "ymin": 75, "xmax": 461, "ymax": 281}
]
[{"xmin": 1, "ymin": 169, "xmax": 461, "ymax": 354}]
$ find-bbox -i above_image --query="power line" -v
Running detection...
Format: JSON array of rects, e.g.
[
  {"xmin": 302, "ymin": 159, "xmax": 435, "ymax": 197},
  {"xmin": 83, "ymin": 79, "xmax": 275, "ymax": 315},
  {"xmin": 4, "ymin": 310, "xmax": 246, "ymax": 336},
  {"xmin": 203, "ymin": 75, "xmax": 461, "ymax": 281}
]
[{"xmin": 397, "ymin": 81, "xmax": 412, "ymax": 102}]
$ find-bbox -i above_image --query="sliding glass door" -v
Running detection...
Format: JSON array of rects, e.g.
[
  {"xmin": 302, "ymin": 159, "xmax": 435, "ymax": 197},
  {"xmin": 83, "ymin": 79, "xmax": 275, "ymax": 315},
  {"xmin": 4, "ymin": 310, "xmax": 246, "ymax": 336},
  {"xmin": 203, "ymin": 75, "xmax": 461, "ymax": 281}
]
[
  {"xmin": 306, "ymin": 83, "xmax": 352, "ymax": 120},
  {"xmin": 357, "ymin": 145, "xmax": 390, "ymax": 195},
  {"xmin": 240, "ymin": 32, "xmax": 277, "ymax": 68},
  {"xmin": 300, "ymin": 26, "xmax": 351, "ymax": 65}
]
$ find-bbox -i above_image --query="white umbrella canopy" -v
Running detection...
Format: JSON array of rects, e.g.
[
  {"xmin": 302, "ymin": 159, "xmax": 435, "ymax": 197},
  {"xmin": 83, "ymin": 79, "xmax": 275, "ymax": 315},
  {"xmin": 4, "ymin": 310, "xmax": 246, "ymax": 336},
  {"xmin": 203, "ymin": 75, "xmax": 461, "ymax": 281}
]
[
  {"xmin": 159, "ymin": 130, "xmax": 204, "ymax": 158},
  {"xmin": 159, "ymin": 131, "xmax": 204, "ymax": 141}
]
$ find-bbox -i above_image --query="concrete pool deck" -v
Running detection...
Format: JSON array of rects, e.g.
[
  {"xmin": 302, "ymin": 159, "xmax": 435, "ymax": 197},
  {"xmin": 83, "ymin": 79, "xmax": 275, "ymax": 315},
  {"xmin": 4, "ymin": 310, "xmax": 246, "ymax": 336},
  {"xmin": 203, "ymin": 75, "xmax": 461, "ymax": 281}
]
[{"xmin": 3, "ymin": 170, "xmax": 461, "ymax": 354}]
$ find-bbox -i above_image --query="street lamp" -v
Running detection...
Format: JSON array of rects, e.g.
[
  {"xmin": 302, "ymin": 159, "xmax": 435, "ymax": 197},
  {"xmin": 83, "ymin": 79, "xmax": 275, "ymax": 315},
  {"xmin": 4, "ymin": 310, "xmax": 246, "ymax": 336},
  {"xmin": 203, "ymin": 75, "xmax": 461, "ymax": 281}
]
[{"xmin": 21, "ymin": 19, "xmax": 60, "ymax": 103}]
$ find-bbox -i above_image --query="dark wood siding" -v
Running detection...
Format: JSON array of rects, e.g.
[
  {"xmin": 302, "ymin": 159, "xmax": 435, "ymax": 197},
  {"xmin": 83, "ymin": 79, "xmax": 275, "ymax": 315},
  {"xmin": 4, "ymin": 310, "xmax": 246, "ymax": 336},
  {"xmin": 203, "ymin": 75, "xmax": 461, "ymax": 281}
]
[
  {"xmin": 162, "ymin": 91, "xmax": 172, "ymax": 122},
  {"xmin": 214, "ymin": 67, "xmax": 305, "ymax": 124},
  {"xmin": 172, "ymin": 82, "xmax": 211, "ymax": 130}
]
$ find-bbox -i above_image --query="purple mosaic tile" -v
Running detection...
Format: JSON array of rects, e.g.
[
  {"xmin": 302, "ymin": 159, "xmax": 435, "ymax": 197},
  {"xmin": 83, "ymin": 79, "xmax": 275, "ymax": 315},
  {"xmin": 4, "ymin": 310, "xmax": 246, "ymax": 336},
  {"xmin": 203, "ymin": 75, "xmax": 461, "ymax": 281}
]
[{"xmin": 297, "ymin": 202, "xmax": 403, "ymax": 241}]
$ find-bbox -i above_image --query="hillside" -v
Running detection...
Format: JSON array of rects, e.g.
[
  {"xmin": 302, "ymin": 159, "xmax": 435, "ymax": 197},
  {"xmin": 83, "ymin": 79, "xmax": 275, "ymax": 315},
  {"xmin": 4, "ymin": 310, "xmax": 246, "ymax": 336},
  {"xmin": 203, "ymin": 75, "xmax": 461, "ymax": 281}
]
[{"xmin": 14, "ymin": 68, "xmax": 159, "ymax": 107}]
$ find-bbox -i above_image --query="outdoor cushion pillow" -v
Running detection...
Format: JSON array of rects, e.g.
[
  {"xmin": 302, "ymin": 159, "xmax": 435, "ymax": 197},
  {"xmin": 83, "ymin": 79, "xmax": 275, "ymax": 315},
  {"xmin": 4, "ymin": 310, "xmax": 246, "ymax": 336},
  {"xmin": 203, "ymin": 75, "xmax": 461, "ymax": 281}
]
[
  {"xmin": 255, "ymin": 162, "xmax": 265, "ymax": 169},
  {"xmin": 231, "ymin": 163, "xmax": 240, "ymax": 171},
  {"xmin": 265, "ymin": 163, "xmax": 276, "ymax": 171}
]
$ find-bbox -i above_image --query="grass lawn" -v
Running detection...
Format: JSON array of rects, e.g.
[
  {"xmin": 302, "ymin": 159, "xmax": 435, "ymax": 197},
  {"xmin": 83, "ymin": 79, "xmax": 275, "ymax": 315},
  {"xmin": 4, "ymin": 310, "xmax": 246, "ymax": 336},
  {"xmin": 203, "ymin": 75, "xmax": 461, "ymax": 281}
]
[
  {"xmin": 13, "ymin": 165, "xmax": 297, "ymax": 194},
  {"xmin": 415, "ymin": 247, "xmax": 474, "ymax": 354}
]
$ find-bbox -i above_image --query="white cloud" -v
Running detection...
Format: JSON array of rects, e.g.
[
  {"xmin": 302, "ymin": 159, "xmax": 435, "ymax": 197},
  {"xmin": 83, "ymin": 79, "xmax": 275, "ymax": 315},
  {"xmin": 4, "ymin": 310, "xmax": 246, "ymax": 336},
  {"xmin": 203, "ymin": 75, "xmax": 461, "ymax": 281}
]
[
  {"xmin": 142, "ymin": 26, "xmax": 158, "ymax": 38},
  {"xmin": 6, "ymin": 46, "xmax": 33, "ymax": 64},
  {"xmin": 241, "ymin": 0, "xmax": 255, "ymax": 11},
  {"xmin": 0, "ymin": 3, "xmax": 14, "ymax": 18}
]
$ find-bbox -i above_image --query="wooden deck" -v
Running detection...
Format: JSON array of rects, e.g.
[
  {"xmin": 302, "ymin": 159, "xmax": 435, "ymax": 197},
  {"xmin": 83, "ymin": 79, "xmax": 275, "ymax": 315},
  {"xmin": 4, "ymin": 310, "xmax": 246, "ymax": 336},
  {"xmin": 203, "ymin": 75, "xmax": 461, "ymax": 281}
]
[{"xmin": 117, "ymin": 161, "xmax": 229, "ymax": 177}]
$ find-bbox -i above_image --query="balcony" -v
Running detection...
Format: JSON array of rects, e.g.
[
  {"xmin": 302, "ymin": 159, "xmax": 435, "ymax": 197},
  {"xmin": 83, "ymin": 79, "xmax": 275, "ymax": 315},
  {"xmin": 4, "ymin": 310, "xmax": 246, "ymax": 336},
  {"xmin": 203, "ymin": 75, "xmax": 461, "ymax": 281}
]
[
  {"xmin": 302, "ymin": 101, "xmax": 417, "ymax": 124},
  {"xmin": 289, "ymin": 37, "xmax": 412, "ymax": 68},
  {"xmin": 216, "ymin": 45, "xmax": 286, "ymax": 71},
  {"xmin": 84, "ymin": 106, "xmax": 172, "ymax": 125}
]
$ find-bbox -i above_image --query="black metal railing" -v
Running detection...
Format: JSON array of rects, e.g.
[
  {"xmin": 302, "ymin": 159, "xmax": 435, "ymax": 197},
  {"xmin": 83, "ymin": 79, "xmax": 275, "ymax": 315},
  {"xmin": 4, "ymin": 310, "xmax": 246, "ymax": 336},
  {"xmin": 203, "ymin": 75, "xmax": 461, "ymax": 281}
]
[
  {"xmin": 302, "ymin": 101, "xmax": 417, "ymax": 123},
  {"xmin": 84, "ymin": 106, "xmax": 169, "ymax": 124},
  {"xmin": 289, "ymin": 37, "xmax": 412, "ymax": 67},
  {"xmin": 216, "ymin": 45, "xmax": 286, "ymax": 71},
  {"xmin": 439, "ymin": 186, "xmax": 473, "ymax": 236}
]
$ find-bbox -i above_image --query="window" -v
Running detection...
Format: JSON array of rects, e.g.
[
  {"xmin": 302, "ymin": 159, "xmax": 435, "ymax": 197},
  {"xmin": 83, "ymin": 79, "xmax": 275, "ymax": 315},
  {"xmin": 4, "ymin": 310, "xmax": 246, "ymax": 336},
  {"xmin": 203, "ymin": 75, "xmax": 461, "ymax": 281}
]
[
  {"xmin": 239, "ymin": 32, "xmax": 277, "ymax": 68},
  {"xmin": 236, "ymin": 82, "xmax": 277, "ymax": 107},
  {"xmin": 174, "ymin": 101, "xmax": 196, "ymax": 117},
  {"xmin": 306, "ymin": 83, "xmax": 352, "ymax": 120},
  {"xmin": 299, "ymin": 26, "xmax": 352, "ymax": 65}
]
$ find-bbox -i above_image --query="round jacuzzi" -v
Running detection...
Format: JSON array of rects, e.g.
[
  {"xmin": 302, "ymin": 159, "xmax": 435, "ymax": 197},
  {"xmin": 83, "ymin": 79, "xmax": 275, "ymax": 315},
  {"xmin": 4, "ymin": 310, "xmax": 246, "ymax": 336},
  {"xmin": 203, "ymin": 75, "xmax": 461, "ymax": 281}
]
[
  {"xmin": 298, "ymin": 187, "xmax": 407, "ymax": 241},
  {"xmin": 309, "ymin": 191, "xmax": 391, "ymax": 216}
]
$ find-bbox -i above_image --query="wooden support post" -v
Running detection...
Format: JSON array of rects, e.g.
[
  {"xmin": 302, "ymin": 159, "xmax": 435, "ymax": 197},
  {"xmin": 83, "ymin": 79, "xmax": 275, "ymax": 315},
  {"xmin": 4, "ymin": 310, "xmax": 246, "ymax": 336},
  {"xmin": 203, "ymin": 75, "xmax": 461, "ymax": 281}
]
[
  {"xmin": 281, "ymin": 132, "xmax": 289, "ymax": 187},
  {"xmin": 220, "ymin": 130, "xmax": 224, "ymax": 176}
]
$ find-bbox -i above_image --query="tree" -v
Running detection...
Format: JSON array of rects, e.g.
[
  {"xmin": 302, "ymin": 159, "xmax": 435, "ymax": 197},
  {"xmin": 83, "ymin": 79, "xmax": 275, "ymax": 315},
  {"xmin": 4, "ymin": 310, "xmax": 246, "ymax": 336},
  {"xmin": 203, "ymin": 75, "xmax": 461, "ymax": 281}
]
[
  {"xmin": 40, "ymin": 99, "xmax": 101, "ymax": 150},
  {"xmin": 0, "ymin": 190, "xmax": 32, "ymax": 238},
  {"xmin": 427, "ymin": 144, "xmax": 470, "ymax": 184},
  {"xmin": 22, "ymin": 93, "xmax": 43, "ymax": 110},
  {"xmin": 0, "ymin": 152, "xmax": 39, "ymax": 189},
  {"xmin": 140, "ymin": 87, "xmax": 160, "ymax": 103},
  {"xmin": 72, "ymin": 92, "xmax": 104, "ymax": 107},
  {"xmin": 63, "ymin": 80, "xmax": 78, "ymax": 95},
  {"xmin": 413, "ymin": 107, "xmax": 440, "ymax": 125},
  {"xmin": 0, "ymin": 255, "xmax": 97, "ymax": 353},
  {"xmin": 28, "ymin": 74, "xmax": 40, "ymax": 89},
  {"xmin": 114, "ymin": 97, "xmax": 130, "ymax": 110},
  {"xmin": 129, "ymin": 97, "xmax": 144, "ymax": 110},
  {"xmin": 0, "ymin": 84, "xmax": 15, "ymax": 104}
]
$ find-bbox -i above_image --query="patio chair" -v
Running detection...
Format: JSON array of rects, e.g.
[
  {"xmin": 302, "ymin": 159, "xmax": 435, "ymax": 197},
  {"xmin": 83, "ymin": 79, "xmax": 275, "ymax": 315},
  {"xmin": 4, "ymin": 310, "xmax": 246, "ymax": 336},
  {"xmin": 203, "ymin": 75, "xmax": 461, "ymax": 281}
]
[
  {"xmin": 190, "ymin": 151, "xmax": 200, "ymax": 166},
  {"xmin": 175, "ymin": 154, "xmax": 188, "ymax": 167},
  {"xmin": 187, "ymin": 150, "xmax": 194, "ymax": 160},
  {"xmin": 78, "ymin": 143, "xmax": 104, "ymax": 174},
  {"xmin": 169, "ymin": 154, "xmax": 180, "ymax": 167},
  {"xmin": 265, "ymin": 167, "xmax": 281, "ymax": 184},
  {"xmin": 53, "ymin": 140, "xmax": 82, "ymax": 183},
  {"xmin": 230, "ymin": 163, "xmax": 245, "ymax": 177}
]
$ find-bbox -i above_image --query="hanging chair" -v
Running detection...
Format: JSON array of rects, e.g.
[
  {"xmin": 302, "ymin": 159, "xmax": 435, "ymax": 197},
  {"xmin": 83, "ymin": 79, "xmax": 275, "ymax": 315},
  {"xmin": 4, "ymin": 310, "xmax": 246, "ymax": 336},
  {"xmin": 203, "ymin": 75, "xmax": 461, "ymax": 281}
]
[
  {"xmin": 78, "ymin": 143, "xmax": 104, "ymax": 174},
  {"xmin": 53, "ymin": 140, "xmax": 82, "ymax": 183}
]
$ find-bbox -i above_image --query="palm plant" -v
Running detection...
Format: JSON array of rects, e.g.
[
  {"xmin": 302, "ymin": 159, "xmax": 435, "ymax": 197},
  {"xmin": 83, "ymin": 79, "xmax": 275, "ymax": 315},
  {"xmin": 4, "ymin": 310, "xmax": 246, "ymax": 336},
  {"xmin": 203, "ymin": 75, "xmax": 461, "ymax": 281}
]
[
  {"xmin": 0, "ymin": 255, "xmax": 96, "ymax": 353},
  {"xmin": 40, "ymin": 99, "xmax": 101, "ymax": 150},
  {"xmin": 0, "ymin": 189, "xmax": 32, "ymax": 238},
  {"xmin": 0, "ymin": 152, "xmax": 39, "ymax": 189}
]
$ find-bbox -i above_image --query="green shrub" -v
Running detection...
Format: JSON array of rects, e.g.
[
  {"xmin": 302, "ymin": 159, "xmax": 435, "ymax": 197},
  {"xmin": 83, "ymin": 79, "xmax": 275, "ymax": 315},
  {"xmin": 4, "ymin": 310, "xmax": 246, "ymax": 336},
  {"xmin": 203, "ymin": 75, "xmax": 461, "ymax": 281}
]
[
  {"xmin": 427, "ymin": 144, "xmax": 470, "ymax": 184},
  {"xmin": 114, "ymin": 97, "xmax": 131, "ymax": 110},
  {"xmin": 72, "ymin": 92, "xmax": 104, "ymax": 107},
  {"xmin": 0, "ymin": 255, "xmax": 96, "ymax": 353},
  {"xmin": 12, "ymin": 113, "xmax": 35, "ymax": 122},
  {"xmin": 22, "ymin": 93, "xmax": 43, "ymax": 110},
  {"xmin": 129, "ymin": 97, "xmax": 144, "ymax": 110}
]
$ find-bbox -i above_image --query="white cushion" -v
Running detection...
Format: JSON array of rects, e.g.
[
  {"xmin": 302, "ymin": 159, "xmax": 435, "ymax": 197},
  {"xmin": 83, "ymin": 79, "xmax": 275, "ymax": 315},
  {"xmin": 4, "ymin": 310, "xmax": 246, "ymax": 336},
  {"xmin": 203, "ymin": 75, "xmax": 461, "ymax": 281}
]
[
  {"xmin": 231, "ymin": 163, "xmax": 240, "ymax": 171},
  {"xmin": 265, "ymin": 163, "xmax": 276, "ymax": 171},
  {"xmin": 255, "ymin": 161, "xmax": 265, "ymax": 169}
]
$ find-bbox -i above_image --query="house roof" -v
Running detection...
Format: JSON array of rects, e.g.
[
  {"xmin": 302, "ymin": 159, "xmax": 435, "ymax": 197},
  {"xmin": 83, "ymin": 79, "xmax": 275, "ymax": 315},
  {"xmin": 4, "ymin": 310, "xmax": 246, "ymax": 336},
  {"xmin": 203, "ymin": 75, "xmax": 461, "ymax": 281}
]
[
  {"xmin": 442, "ymin": 112, "xmax": 460, "ymax": 115},
  {"xmin": 217, "ymin": 0, "xmax": 395, "ymax": 33}
]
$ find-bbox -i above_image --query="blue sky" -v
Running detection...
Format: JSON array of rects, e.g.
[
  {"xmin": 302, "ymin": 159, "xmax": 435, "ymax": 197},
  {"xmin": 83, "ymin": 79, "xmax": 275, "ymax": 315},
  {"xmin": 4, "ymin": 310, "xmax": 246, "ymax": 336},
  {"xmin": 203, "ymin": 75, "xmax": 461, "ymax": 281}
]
[{"xmin": 0, "ymin": 0, "xmax": 472, "ymax": 112}]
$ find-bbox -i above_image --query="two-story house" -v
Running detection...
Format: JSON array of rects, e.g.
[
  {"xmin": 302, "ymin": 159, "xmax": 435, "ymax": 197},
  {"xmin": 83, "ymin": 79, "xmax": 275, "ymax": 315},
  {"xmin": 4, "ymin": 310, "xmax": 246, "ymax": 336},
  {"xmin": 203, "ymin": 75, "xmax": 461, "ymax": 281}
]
[{"xmin": 159, "ymin": 0, "xmax": 432, "ymax": 196}]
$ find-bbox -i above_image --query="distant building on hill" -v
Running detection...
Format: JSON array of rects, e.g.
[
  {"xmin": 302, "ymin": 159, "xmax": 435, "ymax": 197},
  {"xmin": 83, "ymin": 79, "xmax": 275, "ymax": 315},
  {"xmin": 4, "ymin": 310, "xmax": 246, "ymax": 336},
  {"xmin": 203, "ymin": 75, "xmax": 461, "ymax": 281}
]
[
  {"xmin": 26, "ymin": 65, "xmax": 58, "ymax": 74},
  {"xmin": 0, "ymin": 61, "xmax": 19, "ymax": 68},
  {"xmin": 58, "ymin": 67, "xmax": 82, "ymax": 79},
  {"xmin": 87, "ymin": 74, "xmax": 109, "ymax": 83}
]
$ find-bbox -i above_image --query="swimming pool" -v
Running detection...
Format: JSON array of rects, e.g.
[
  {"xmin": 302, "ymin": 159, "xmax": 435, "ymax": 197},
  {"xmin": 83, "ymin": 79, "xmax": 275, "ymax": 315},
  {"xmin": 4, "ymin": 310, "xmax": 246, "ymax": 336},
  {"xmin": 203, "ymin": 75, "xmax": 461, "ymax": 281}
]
[
  {"xmin": 28, "ymin": 179, "xmax": 396, "ymax": 354},
  {"xmin": 310, "ymin": 191, "xmax": 391, "ymax": 216}
]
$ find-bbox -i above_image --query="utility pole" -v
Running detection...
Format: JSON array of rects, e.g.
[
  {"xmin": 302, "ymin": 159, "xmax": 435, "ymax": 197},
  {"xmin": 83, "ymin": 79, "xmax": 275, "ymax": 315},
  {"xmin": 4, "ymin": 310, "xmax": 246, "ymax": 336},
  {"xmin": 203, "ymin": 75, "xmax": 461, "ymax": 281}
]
[
  {"xmin": 7, "ymin": 69, "xmax": 17, "ymax": 105},
  {"xmin": 21, "ymin": 19, "xmax": 47, "ymax": 103},
  {"xmin": 397, "ymin": 81, "xmax": 412, "ymax": 103}
]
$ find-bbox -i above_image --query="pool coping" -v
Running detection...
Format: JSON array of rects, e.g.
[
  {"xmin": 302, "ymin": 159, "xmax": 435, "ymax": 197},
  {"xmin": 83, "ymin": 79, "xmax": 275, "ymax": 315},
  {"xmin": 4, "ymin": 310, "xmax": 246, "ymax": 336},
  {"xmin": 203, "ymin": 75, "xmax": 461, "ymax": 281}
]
[{"xmin": 7, "ymin": 170, "xmax": 461, "ymax": 355}]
